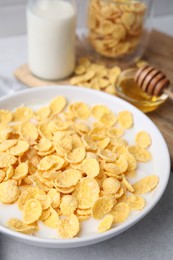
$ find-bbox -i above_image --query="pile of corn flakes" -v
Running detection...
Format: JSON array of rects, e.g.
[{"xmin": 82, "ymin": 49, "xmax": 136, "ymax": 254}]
[
  {"xmin": 88, "ymin": 0, "xmax": 146, "ymax": 58},
  {"xmin": 70, "ymin": 57, "xmax": 121, "ymax": 94},
  {"xmin": 0, "ymin": 96, "xmax": 158, "ymax": 239},
  {"xmin": 70, "ymin": 57, "xmax": 149, "ymax": 95}
]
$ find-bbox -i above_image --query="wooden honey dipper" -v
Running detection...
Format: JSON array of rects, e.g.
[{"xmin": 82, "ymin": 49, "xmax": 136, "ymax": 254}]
[{"xmin": 134, "ymin": 66, "xmax": 173, "ymax": 100}]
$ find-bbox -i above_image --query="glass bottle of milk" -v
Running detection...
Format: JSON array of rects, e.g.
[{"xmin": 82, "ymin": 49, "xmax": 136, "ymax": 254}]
[{"xmin": 27, "ymin": 0, "xmax": 76, "ymax": 80}]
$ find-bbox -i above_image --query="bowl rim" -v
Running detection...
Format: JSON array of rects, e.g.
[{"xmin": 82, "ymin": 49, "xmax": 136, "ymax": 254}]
[{"xmin": 0, "ymin": 85, "xmax": 170, "ymax": 246}]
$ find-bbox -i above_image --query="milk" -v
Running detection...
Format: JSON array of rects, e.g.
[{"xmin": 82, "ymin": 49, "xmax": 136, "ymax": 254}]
[{"xmin": 27, "ymin": 0, "xmax": 76, "ymax": 80}]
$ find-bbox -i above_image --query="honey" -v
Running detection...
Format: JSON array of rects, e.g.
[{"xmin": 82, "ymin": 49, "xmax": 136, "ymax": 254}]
[{"xmin": 115, "ymin": 68, "xmax": 168, "ymax": 113}]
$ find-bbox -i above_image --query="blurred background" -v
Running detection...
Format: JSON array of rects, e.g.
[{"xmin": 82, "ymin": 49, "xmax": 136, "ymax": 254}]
[
  {"xmin": 0, "ymin": 0, "xmax": 173, "ymax": 37},
  {"xmin": 0, "ymin": 0, "xmax": 172, "ymax": 96}
]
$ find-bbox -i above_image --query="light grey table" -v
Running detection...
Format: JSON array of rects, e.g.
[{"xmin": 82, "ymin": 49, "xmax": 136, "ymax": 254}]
[{"xmin": 0, "ymin": 16, "xmax": 173, "ymax": 260}]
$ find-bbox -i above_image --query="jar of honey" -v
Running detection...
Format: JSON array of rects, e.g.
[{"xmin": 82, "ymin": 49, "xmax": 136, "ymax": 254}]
[{"xmin": 115, "ymin": 68, "xmax": 168, "ymax": 113}]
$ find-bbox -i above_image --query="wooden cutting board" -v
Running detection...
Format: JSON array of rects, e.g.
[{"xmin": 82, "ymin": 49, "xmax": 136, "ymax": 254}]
[{"xmin": 14, "ymin": 30, "xmax": 173, "ymax": 166}]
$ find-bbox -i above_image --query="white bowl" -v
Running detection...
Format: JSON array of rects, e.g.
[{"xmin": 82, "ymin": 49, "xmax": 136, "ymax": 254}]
[{"xmin": 0, "ymin": 86, "xmax": 170, "ymax": 248}]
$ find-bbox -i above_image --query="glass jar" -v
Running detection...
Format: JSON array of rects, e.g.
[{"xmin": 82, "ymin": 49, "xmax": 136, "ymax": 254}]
[
  {"xmin": 27, "ymin": 0, "xmax": 77, "ymax": 80},
  {"xmin": 78, "ymin": 0, "xmax": 154, "ymax": 66},
  {"xmin": 115, "ymin": 68, "xmax": 168, "ymax": 113}
]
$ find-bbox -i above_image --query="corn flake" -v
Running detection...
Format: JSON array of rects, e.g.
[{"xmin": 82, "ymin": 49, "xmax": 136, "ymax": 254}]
[
  {"xmin": 34, "ymin": 138, "xmax": 52, "ymax": 152},
  {"xmin": 109, "ymin": 67, "xmax": 121, "ymax": 84},
  {"xmin": 136, "ymin": 59, "xmax": 149, "ymax": 69},
  {"xmin": 0, "ymin": 179, "xmax": 20, "ymax": 204},
  {"xmin": 65, "ymin": 147, "xmax": 86, "ymax": 164},
  {"xmin": 7, "ymin": 218, "xmax": 38, "ymax": 234},
  {"xmin": 71, "ymin": 134, "xmax": 84, "ymax": 149},
  {"xmin": 35, "ymin": 106, "xmax": 51, "ymax": 120},
  {"xmin": 13, "ymin": 107, "xmax": 33, "ymax": 122},
  {"xmin": 73, "ymin": 177, "xmax": 100, "ymax": 209},
  {"xmin": 74, "ymin": 122, "xmax": 90, "ymax": 134},
  {"xmin": 78, "ymin": 215, "xmax": 90, "ymax": 221},
  {"xmin": 98, "ymin": 137, "xmax": 110, "ymax": 149},
  {"xmin": 38, "ymin": 122, "xmax": 52, "ymax": 140},
  {"xmin": 114, "ymin": 187, "xmax": 125, "ymax": 199},
  {"xmin": 118, "ymin": 111, "xmax": 133, "ymax": 129},
  {"xmin": 20, "ymin": 121, "xmax": 38, "ymax": 145},
  {"xmin": 125, "ymin": 152, "xmax": 137, "ymax": 171},
  {"xmin": 56, "ymin": 186, "xmax": 75, "ymax": 194},
  {"xmin": 128, "ymin": 145, "xmax": 152, "ymax": 162},
  {"xmin": 55, "ymin": 169, "xmax": 82, "ymax": 188},
  {"xmin": 92, "ymin": 196, "xmax": 115, "ymax": 220},
  {"xmin": 47, "ymin": 189, "xmax": 61, "ymax": 209},
  {"xmin": 40, "ymin": 208, "xmax": 51, "ymax": 221},
  {"xmin": 18, "ymin": 187, "xmax": 45, "ymax": 210},
  {"xmin": 38, "ymin": 155, "xmax": 65, "ymax": 171},
  {"xmin": 116, "ymin": 155, "xmax": 128, "ymax": 173},
  {"xmin": 23, "ymin": 199, "xmax": 42, "ymax": 224},
  {"xmin": 75, "ymin": 65, "xmax": 86, "ymax": 75},
  {"xmin": 0, "ymin": 126, "xmax": 11, "ymax": 143},
  {"xmin": 98, "ymin": 214, "xmax": 114, "ymax": 233},
  {"xmin": 90, "ymin": 126, "xmax": 106, "ymax": 140},
  {"xmin": 0, "ymin": 110, "xmax": 12, "ymax": 124},
  {"xmin": 0, "ymin": 139, "xmax": 17, "ymax": 152},
  {"xmin": 35, "ymin": 194, "xmax": 52, "ymax": 210},
  {"xmin": 58, "ymin": 213, "xmax": 79, "ymax": 238},
  {"xmin": 81, "ymin": 158, "xmax": 100, "ymax": 177},
  {"xmin": 133, "ymin": 175, "xmax": 159, "ymax": 194},
  {"xmin": 76, "ymin": 208, "xmax": 91, "ymax": 216},
  {"xmin": 43, "ymin": 207, "xmax": 59, "ymax": 228},
  {"xmin": 122, "ymin": 177, "xmax": 134, "ymax": 192},
  {"xmin": 49, "ymin": 96, "xmax": 66, "ymax": 114},
  {"xmin": 99, "ymin": 112, "xmax": 117, "ymax": 127},
  {"xmin": 9, "ymin": 140, "xmax": 29, "ymax": 156},
  {"xmin": 98, "ymin": 149, "xmax": 117, "ymax": 162},
  {"xmin": 91, "ymin": 105, "xmax": 110, "ymax": 120},
  {"xmin": 135, "ymin": 131, "xmax": 151, "ymax": 148},
  {"xmin": 13, "ymin": 162, "xmax": 28, "ymax": 181},
  {"xmin": 107, "ymin": 127, "xmax": 124, "ymax": 138},
  {"xmin": 4, "ymin": 166, "xmax": 14, "ymax": 181},
  {"xmin": 70, "ymin": 102, "xmax": 90, "ymax": 119},
  {"xmin": 79, "ymin": 57, "xmax": 91, "ymax": 68},
  {"xmin": 0, "ymin": 170, "xmax": 5, "ymax": 183},
  {"xmin": 102, "ymin": 177, "xmax": 120, "ymax": 194},
  {"xmin": 60, "ymin": 195, "xmax": 78, "ymax": 216},
  {"xmin": 0, "ymin": 153, "xmax": 17, "ymax": 168},
  {"xmin": 111, "ymin": 203, "xmax": 130, "ymax": 224},
  {"xmin": 126, "ymin": 194, "xmax": 145, "ymax": 210},
  {"xmin": 103, "ymin": 163, "xmax": 120, "ymax": 176}
]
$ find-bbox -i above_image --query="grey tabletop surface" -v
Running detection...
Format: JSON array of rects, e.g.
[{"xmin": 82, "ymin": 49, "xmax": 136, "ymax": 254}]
[{"xmin": 0, "ymin": 16, "xmax": 173, "ymax": 260}]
